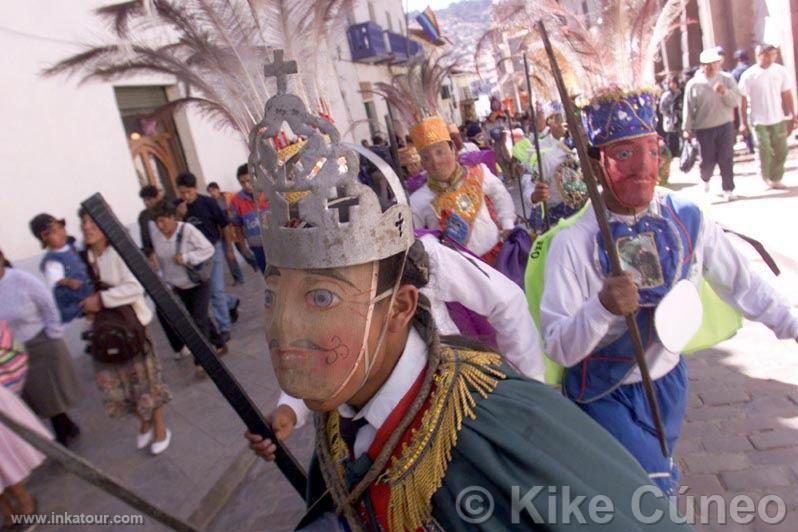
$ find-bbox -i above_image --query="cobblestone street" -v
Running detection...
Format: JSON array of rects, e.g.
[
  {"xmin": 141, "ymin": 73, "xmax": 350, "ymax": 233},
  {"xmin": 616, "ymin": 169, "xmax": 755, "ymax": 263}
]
[{"xmin": 24, "ymin": 145, "xmax": 798, "ymax": 531}]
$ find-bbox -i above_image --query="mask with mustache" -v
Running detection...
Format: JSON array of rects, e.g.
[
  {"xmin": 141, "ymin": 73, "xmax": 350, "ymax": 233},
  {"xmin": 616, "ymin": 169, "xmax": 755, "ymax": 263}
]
[
  {"xmin": 264, "ymin": 259, "xmax": 402, "ymax": 411},
  {"xmin": 599, "ymin": 135, "xmax": 661, "ymax": 209}
]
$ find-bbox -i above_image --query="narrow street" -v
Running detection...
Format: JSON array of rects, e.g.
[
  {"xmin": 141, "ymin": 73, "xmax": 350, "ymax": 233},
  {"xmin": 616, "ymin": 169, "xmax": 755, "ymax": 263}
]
[{"xmin": 25, "ymin": 144, "xmax": 798, "ymax": 531}]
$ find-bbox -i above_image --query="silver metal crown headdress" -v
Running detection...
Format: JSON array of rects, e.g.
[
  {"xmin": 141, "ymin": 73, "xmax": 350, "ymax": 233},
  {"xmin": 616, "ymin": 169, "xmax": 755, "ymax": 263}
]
[{"xmin": 248, "ymin": 50, "xmax": 413, "ymax": 270}]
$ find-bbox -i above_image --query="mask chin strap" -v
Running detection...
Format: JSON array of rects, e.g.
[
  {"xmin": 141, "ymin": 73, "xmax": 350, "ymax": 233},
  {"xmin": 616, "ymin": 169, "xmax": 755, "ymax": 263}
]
[
  {"xmin": 359, "ymin": 253, "xmax": 407, "ymax": 388},
  {"xmin": 318, "ymin": 252, "xmax": 408, "ymax": 404}
]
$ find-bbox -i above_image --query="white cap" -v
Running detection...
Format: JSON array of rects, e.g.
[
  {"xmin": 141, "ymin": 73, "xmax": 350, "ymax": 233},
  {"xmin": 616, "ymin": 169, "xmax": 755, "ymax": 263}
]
[
  {"xmin": 699, "ymin": 48, "xmax": 723, "ymax": 64},
  {"xmin": 543, "ymin": 101, "xmax": 564, "ymax": 120}
]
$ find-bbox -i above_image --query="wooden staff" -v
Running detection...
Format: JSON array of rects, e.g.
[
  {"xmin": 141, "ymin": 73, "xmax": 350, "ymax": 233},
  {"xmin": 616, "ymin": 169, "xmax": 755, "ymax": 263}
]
[
  {"xmin": 0, "ymin": 410, "xmax": 199, "ymax": 532},
  {"xmin": 536, "ymin": 20, "xmax": 669, "ymax": 457},
  {"xmin": 522, "ymin": 52, "xmax": 545, "ymax": 226}
]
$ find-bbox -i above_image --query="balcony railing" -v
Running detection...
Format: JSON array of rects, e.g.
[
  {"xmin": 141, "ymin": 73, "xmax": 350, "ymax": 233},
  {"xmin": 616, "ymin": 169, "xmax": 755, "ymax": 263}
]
[
  {"xmin": 386, "ymin": 31, "xmax": 422, "ymax": 63},
  {"xmin": 348, "ymin": 22, "xmax": 423, "ymax": 65},
  {"xmin": 347, "ymin": 22, "xmax": 390, "ymax": 63}
]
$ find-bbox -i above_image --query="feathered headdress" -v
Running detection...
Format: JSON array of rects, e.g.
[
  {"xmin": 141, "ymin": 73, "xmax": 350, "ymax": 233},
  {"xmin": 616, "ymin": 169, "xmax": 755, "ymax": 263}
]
[
  {"xmin": 364, "ymin": 53, "xmax": 458, "ymax": 151},
  {"xmin": 487, "ymin": 0, "xmax": 687, "ymax": 146},
  {"xmin": 365, "ymin": 53, "xmax": 458, "ymax": 128},
  {"xmin": 489, "ymin": 0, "xmax": 687, "ymax": 94},
  {"xmin": 44, "ymin": 0, "xmax": 352, "ymax": 142}
]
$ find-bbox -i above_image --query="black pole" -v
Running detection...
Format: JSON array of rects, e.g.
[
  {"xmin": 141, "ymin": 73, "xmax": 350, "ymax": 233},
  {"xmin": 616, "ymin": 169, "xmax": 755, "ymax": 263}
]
[
  {"xmin": 384, "ymin": 102, "xmax": 403, "ymax": 179},
  {"xmin": 523, "ymin": 52, "xmax": 546, "ymax": 227}
]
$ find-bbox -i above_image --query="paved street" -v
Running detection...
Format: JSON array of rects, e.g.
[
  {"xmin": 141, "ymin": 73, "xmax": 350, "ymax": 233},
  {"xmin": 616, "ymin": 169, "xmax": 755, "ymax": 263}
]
[{"xmin": 23, "ymin": 143, "xmax": 798, "ymax": 531}]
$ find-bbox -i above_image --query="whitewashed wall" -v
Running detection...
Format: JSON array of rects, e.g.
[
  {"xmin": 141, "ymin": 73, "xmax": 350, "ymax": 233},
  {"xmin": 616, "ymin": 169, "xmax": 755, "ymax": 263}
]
[
  {"xmin": 0, "ymin": 0, "xmax": 410, "ymax": 266},
  {"xmin": 0, "ymin": 0, "xmax": 247, "ymax": 266}
]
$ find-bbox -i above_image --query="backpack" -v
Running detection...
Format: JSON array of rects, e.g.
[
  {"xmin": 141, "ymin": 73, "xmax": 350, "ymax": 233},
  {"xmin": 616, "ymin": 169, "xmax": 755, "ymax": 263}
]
[
  {"xmin": 82, "ymin": 251, "xmax": 148, "ymax": 364},
  {"xmin": 88, "ymin": 305, "xmax": 147, "ymax": 364}
]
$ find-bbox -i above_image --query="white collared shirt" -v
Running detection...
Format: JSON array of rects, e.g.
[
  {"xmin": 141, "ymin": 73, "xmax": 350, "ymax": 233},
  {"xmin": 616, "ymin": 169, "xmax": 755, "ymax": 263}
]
[
  {"xmin": 409, "ymin": 164, "xmax": 516, "ymax": 256},
  {"xmin": 336, "ymin": 328, "xmax": 427, "ymax": 458},
  {"xmin": 540, "ymin": 195, "xmax": 798, "ymax": 384}
]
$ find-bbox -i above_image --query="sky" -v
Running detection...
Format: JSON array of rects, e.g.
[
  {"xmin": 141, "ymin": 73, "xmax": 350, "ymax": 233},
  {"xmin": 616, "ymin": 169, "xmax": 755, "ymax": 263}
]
[{"xmin": 404, "ymin": 0, "xmax": 460, "ymax": 13}]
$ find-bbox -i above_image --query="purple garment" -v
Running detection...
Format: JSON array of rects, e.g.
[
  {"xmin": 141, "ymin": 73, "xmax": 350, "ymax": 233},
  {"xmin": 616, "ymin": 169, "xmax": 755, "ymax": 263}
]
[
  {"xmin": 404, "ymin": 172, "xmax": 427, "ymax": 194},
  {"xmin": 414, "ymin": 229, "xmax": 498, "ymax": 350},
  {"xmin": 494, "ymin": 227, "xmax": 532, "ymax": 289},
  {"xmin": 458, "ymin": 149, "xmax": 497, "ymax": 173}
]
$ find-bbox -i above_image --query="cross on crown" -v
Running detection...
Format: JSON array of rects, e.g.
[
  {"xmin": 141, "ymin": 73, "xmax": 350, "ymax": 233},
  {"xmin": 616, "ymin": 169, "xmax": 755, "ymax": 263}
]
[{"xmin": 263, "ymin": 49, "xmax": 298, "ymax": 95}]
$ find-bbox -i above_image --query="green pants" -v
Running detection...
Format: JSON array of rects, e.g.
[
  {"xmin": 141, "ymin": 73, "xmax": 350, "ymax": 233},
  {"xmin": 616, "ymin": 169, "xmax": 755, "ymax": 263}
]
[{"xmin": 754, "ymin": 122, "xmax": 789, "ymax": 182}]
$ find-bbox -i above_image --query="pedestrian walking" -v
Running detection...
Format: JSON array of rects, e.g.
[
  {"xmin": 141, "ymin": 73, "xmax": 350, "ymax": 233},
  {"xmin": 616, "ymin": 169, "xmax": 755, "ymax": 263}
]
[
  {"xmin": 148, "ymin": 200, "xmax": 226, "ymax": 377},
  {"xmin": 659, "ymin": 74, "xmax": 683, "ymax": 157},
  {"xmin": 175, "ymin": 172, "xmax": 240, "ymax": 344},
  {"xmin": 0, "ymin": 376, "xmax": 51, "ymax": 526},
  {"xmin": 78, "ymin": 210, "xmax": 173, "ymax": 454},
  {"xmin": 683, "ymin": 47, "xmax": 742, "ymax": 201},
  {"xmin": 0, "ymin": 249, "xmax": 83, "ymax": 446},
  {"xmin": 206, "ymin": 182, "xmax": 246, "ymax": 284},
  {"xmin": 229, "ymin": 164, "xmax": 268, "ymax": 274},
  {"xmin": 738, "ymin": 44, "xmax": 796, "ymax": 190}
]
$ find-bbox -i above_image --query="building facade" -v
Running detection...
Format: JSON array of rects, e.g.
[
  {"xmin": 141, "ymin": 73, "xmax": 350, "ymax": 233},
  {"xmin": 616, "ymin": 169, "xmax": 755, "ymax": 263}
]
[{"xmin": 0, "ymin": 0, "xmax": 415, "ymax": 266}]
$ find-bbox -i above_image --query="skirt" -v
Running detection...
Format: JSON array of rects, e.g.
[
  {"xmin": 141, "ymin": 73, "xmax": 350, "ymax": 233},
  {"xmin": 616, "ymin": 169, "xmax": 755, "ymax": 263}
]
[
  {"xmin": 0, "ymin": 385, "xmax": 52, "ymax": 490},
  {"xmin": 22, "ymin": 331, "xmax": 84, "ymax": 418},
  {"xmin": 92, "ymin": 336, "xmax": 172, "ymax": 420}
]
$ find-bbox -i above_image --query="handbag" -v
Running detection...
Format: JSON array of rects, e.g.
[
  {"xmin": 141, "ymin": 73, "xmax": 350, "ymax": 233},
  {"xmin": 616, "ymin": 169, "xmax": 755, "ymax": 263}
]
[
  {"xmin": 679, "ymin": 138, "xmax": 700, "ymax": 173},
  {"xmin": 176, "ymin": 223, "xmax": 213, "ymax": 285},
  {"xmin": 0, "ymin": 320, "xmax": 28, "ymax": 394}
]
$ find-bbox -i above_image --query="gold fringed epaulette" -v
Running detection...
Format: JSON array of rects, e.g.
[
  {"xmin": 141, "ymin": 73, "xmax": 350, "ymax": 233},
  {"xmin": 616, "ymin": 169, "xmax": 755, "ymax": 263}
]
[{"xmin": 382, "ymin": 346, "xmax": 505, "ymax": 531}]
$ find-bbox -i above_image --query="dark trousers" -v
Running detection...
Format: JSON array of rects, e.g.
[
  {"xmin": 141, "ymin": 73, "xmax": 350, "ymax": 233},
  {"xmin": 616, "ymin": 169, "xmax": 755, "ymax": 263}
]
[
  {"xmin": 157, "ymin": 281, "xmax": 223, "ymax": 364},
  {"xmin": 235, "ymin": 241, "xmax": 260, "ymax": 272},
  {"xmin": 250, "ymin": 245, "xmax": 267, "ymax": 273},
  {"xmin": 695, "ymin": 122, "xmax": 736, "ymax": 191},
  {"xmin": 664, "ymin": 131, "xmax": 682, "ymax": 158}
]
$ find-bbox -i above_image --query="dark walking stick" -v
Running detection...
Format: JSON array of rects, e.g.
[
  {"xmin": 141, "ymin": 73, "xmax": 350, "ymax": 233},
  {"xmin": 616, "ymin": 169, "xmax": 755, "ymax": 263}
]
[{"xmin": 523, "ymin": 52, "xmax": 547, "ymax": 227}]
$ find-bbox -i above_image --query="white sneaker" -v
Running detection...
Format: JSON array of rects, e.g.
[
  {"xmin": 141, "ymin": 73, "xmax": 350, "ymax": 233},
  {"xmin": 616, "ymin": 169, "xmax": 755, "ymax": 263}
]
[
  {"xmin": 150, "ymin": 429, "xmax": 171, "ymax": 455},
  {"xmin": 723, "ymin": 191, "xmax": 737, "ymax": 202},
  {"xmin": 136, "ymin": 428, "xmax": 154, "ymax": 450},
  {"xmin": 703, "ymin": 182, "xmax": 710, "ymax": 193},
  {"xmin": 175, "ymin": 346, "xmax": 191, "ymax": 360},
  {"xmin": 770, "ymin": 181, "xmax": 787, "ymax": 190}
]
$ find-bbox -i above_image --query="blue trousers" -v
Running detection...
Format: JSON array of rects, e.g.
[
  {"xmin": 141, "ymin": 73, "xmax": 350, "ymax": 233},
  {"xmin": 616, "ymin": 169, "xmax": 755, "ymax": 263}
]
[
  {"xmin": 577, "ymin": 357, "xmax": 688, "ymax": 495},
  {"xmin": 223, "ymin": 236, "xmax": 244, "ymax": 283},
  {"xmin": 211, "ymin": 242, "xmax": 238, "ymax": 333},
  {"xmin": 250, "ymin": 245, "xmax": 266, "ymax": 274}
]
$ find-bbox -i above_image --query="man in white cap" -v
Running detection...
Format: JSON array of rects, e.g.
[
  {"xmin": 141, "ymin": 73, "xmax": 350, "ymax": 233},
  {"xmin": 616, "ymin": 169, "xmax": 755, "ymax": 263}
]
[
  {"xmin": 739, "ymin": 44, "xmax": 797, "ymax": 190},
  {"xmin": 683, "ymin": 47, "xmax": 742, "ymax": 201},
  {"xmin": 514, "ymin": 101, "xmax": 587, "ymax": 234}
]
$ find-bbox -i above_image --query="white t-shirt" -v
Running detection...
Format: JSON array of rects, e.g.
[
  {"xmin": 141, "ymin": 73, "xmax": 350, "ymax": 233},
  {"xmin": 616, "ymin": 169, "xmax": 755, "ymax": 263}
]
[{"xmin": 738, "ymin": 63, "xmax": 792, "ymax": 126}]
